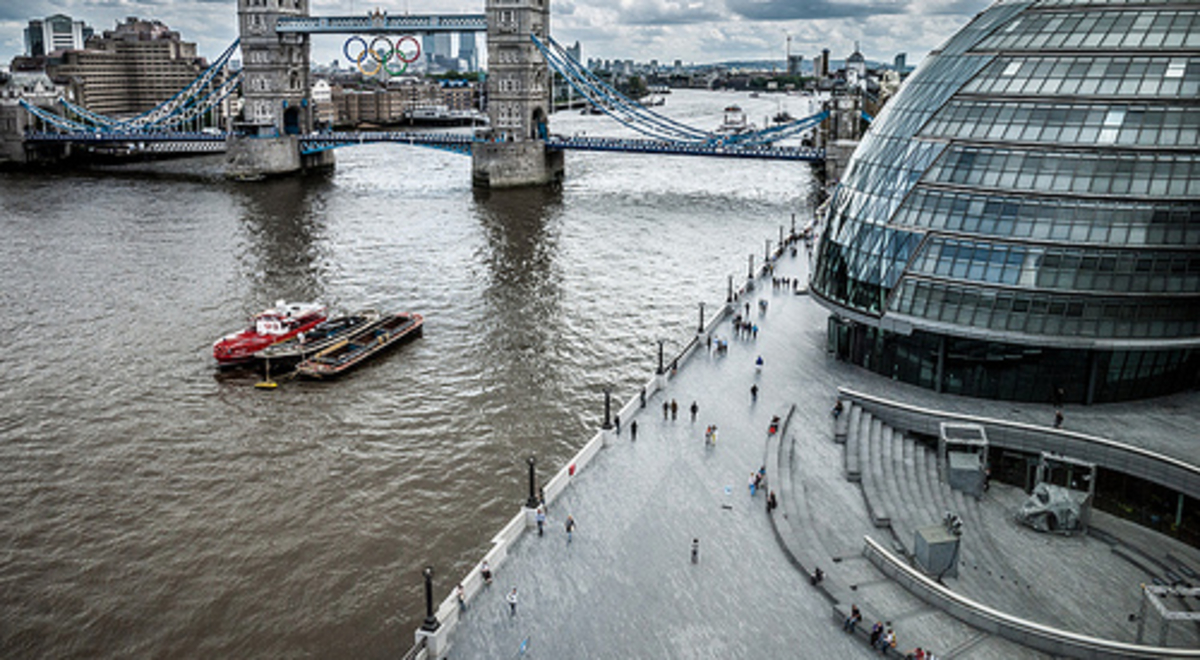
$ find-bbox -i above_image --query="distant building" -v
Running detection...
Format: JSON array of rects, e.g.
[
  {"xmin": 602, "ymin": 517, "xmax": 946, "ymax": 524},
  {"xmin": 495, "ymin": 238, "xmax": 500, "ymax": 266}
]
[
  {"xmin": 894, "ymin": 52, "xmax": 907, "ymax": 73},
  {"xmin": 24, "ymin": 14, "xmax": 93, "ymax": 58},
  {"xmin": 787, "ymin": 54, "xmax": 803, "ymax": 77},
  {"xmin": 566, "ymin": 41, "xmax": 582, "ymax": 65},
  {"xmin": 311, "ymin": 78, "xmax": 334, "ymax": 128},
  {"xmin": 48, "ymin": 17, "xmax": 217, "ymax": 121},
  {"xmin": 459, "ymin": 32, "xmax": 478, "ymax": 72}
]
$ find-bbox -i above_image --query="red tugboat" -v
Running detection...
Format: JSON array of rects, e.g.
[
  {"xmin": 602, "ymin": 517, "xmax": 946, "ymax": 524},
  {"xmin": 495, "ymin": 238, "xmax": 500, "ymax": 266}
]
[{"xmin": 212, "ymin": 300, "xmax": 327, "ymax": 366}]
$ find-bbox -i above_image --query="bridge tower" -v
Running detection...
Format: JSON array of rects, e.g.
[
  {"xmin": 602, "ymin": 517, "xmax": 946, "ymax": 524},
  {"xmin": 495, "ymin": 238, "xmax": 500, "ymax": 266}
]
[
  {"xmin": 227, "ymin": 0, "xmax": 333, "ymax": 178},
  {"xmin": 471, "ymin": 0, "xmax": 564, "ymax": 188}
]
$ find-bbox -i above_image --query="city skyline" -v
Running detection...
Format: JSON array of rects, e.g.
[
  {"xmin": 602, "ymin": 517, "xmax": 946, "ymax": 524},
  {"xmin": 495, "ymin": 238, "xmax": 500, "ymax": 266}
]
[{"xmin": 1, "ymin": 0, "xmax": 992, "ymax": 70}]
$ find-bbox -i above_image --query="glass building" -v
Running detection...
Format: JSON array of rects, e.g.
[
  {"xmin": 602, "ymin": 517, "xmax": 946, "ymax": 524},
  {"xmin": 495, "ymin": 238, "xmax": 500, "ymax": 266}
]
[{"xmin": 811, "ymin": 0, "xmax": 1200, "ymax": 404}]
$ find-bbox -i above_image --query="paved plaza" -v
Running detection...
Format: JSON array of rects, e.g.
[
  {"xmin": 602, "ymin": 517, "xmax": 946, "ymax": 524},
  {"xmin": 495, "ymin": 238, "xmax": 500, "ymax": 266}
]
[{"xmin": 446, "ymin": 245, "xmax": 1200, "ymax": 659}]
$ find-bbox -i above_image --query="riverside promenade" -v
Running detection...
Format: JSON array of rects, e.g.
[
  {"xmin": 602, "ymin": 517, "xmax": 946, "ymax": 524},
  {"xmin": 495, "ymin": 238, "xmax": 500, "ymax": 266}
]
[{"xmin": 433, "ymin": 241, "xmax": 1200, "ymax": 659}]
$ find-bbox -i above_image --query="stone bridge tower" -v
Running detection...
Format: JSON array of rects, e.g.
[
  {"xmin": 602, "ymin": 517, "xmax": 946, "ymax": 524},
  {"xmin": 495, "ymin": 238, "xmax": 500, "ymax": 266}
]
[
  {"xmin": 228, "ymin": 0, "xmax": 332, "ymax": 178},
  {"xmin": 472, "ymin": 0, "xmax": 564, "ymax": 187}
]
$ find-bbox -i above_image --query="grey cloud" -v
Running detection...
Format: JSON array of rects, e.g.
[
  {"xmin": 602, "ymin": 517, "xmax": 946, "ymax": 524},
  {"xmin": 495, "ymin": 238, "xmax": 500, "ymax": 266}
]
[{"xmin": 725, "ymin": 0, "xmax": 910, "ymax": 21}]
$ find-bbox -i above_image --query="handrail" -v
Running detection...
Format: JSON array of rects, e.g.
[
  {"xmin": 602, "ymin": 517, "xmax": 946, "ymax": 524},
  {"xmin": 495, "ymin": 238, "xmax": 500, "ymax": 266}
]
[{"xmin": 862, "ymin": 535, "xmax": 1200, "ymax": 659}]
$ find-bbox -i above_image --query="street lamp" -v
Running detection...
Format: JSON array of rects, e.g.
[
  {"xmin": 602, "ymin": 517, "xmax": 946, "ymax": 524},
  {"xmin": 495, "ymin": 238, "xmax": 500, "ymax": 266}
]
[
  {"xmin": 748, "ymin": 254, "xmax": 755, "ymax": 279},
  {"xmin": 727, "ymin": 274, "xmax": 734, "ymax": 303},
  {"xmin": 765, "ymin": 238, "xmax": 772, "ymax": 261},
  {"xmin": 420, "ymin": 566, "xmax": 440, "ymax": 632},
  {"xmin": 525, "ymin": 456, "xmax": 538, "ymax": 509},
  {"xmin": 656, "ymin": 338, "xmax": 666, "ymax": 375},
  {"xmin": 697, "ymin": 302, "xmax": 706, "ymax": 333}
]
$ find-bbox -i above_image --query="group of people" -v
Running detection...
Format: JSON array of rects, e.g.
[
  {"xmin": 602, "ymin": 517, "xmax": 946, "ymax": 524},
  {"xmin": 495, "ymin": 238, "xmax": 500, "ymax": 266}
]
[
  {"xmin": 841, "ymin": 606, "xmax": 934, "ymax": 659},
  {"xmin": 771, "ymin": 276, "xmax": 799, "ymax": 292},
  {"xmin": 730, "ymin": 312, "xmax": 759, "ymax": 340},
  {"xmin": 748, "ymin": 466, "xmax": 766, "ymax": 496}
]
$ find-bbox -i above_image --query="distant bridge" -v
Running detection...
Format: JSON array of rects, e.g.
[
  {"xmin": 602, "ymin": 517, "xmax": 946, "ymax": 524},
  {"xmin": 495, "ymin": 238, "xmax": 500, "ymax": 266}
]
[{"xmin": 25, "ymin": 130, "xmax": 825, "ymax": 162}]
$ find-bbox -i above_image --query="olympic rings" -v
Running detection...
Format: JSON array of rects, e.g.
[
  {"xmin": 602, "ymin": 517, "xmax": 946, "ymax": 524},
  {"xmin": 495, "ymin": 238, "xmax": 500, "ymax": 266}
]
[{"xmin": 343, "ymin": 35, "xmax": 423, "ymax": 77}]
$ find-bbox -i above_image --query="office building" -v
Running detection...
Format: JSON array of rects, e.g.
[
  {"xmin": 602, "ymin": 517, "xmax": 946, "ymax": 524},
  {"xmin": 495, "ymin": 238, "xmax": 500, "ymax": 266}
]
[
  {"xmin": 24, "ymin": 14, "xmax": 93, "ymax": 57},
  {"xmin": 811, "ymin": 0, "xmax": 1200, "ymax": 404},
  {"xmin": 48, "ymin": 17, "xmax": 213, "ymax": 120}
]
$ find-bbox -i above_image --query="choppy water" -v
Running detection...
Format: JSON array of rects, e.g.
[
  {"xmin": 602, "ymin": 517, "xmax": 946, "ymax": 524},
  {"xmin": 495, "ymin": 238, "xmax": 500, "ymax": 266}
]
[{"xmin": 0, "ymin": 90, "xmax": 820, "ymax": 658}]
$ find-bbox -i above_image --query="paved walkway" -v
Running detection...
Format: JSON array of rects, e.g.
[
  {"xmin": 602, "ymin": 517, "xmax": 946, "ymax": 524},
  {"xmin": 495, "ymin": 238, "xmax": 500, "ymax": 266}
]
[{"xmin": 447, "ymin": 243, "xmax": 1200, "ymax": 659}]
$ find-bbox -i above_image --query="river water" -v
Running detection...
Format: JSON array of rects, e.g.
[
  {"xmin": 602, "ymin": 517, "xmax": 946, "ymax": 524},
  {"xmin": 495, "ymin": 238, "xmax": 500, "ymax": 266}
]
[{"xmin": 0, "ymin": 90, "xmax": 820, "ymax": 658}]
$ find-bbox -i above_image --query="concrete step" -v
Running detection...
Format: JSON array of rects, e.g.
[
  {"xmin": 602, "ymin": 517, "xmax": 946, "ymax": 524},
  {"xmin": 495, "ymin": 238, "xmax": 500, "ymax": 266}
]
[
  {"xmin": 864, "ymin": 415, "xmax": 890, "ymax": 528},
  {"xmin": 844, "ymin": 404, "xmax": 863, "ymax": 482}
]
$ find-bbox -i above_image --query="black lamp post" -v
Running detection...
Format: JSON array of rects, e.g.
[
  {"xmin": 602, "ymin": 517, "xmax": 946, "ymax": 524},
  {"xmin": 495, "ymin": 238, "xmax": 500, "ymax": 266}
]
[
  {"xmin": 791, "ymin": 213, "xmax": 796, "ymax": 240},
  {"xmin": 420, "ymin": 566, "xmax": 440, "ymax": 632},
  {"xmin": 765, "ymin": 238, "xmax": 772, "ymax": 261},
  {"xmin": 656, "ymin": 339, "xmax": 665, "ymax": 375},
  {"xmin": 727, "ymin": 274, "xmax": 733, "ymax": 303},
  {"xmin": 525, "ymin": 456, "xmax": 538, "ymax": 508},
  {"xmin": 602, "ymin": 387, "xmax": 613, "ymax": 430},
  {"xmin": 697, "ymin": 302, "xmax": 706, "ymax": 333},
  {"xmin": 748, "ymin": 254, "xmax": 754, "ymax": 278}
]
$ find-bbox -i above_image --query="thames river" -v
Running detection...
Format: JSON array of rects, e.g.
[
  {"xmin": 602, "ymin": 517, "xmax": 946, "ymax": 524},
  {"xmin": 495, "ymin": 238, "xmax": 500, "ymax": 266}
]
[{"xmin": 0, "ymin": 90, "xmax": 820, "ymax": 658}]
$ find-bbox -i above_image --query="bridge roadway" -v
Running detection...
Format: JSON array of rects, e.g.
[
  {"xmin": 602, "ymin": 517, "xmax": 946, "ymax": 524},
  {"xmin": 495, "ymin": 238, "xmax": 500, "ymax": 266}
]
[
  {"xmin": 25, "ymin": 131, "xmax": 824, "ymax": 162},
  {"xmin": 441, "ymin": 243, "xmax": 1200, "ymax": 658}
]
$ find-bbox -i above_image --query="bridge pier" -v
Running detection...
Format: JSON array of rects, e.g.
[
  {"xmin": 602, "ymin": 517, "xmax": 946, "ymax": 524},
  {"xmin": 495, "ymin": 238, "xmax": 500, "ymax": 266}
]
[
  {"xmin": 471, "ymin": 140, "xmax": 563, "ymax": 188},
  {"xmin": 224, "ymin": 135, "xmax": 333, "ymax": 180}
]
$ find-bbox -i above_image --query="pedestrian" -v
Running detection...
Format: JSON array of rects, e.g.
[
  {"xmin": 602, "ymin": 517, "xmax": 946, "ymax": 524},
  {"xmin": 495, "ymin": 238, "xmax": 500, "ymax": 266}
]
[
  {"xmin": 1052, "ymin": 386, "xmax": 1065, "ymax": 408},
  {"xmin": 507, "ymin": 587, "xmax": 518, "ymax": 617},
  {"xmin": 536, "ymin": 506, "xmax": 546, "ymax": 537},
  {"xmin": 751, "ymin": 324, "xmax": 758, "ymax": 339},
  {"xmin": 630, "ymin": 420, "xmax": 638, "ymax": 441},
  {"xmin": 1054, "ymin": 409, "xmax": 1064, "ymax": 428},
  {"xmin": 869, "ymin": 622, "xmax": 883, "ymax": 648},
  {"xmin": 750, "ymin": 384, "xmax": 758, "ymax": 401},
  {"xmin": 690, "ymin": 401, "xmax": 698, "ymax": 421},
  {"xmin": 565, "ymin": 515, "xmax": 576, "ymax": 543},
  {"xmin": 749, "ymin": 472, "xmax": 758, "ymax": 496},
  {"xmin": 663, "ymin": 401, "xmax": 669, "ymax": 420},
  {"xmin": 832, "ymin": 400, "xmax": 844, "ymax": 419},
  {"xmin": 614, "ymin": 413, "xmax": 621, "ymax": 435},
  {"xmin": 481, "ymin": 560, "xmax": 493, "ymax": 586},
  {"xmin": 843, "ymin": 604, "xmax": 861, "ymax": 633},
  {"xmin": 755, "ymin": 355, "xmax": 764, "ymax": 369},
  {"xmin": 745, "ymin": 302, "xmax": 750, "ymax": 316},
  {"xmin": 457, "ymin": 583, "xmax": 467, "ymax": 612},
  {"xmin": 691, "ymin": 538, "xmax": 700, "ymax": 564},
  {"xmin": 767, "ymin": 489, "xmax": 777, "ymax": 512},
  {"xmin": 706, "ymin": 334, "xmax": 712, "ymax": 352},
  {"xmin": 640, "ymin": 387, "xmax": 646, "ymax": 408},
  {"xmin": 670, "ymin": 399, "xmax": 678, "ymax": 420}
]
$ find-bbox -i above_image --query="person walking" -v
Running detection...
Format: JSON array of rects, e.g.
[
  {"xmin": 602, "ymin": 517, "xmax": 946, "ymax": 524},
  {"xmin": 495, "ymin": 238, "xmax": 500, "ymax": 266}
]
[
  {"xmin": 507, "ymin": 587, "xmax": 518, "ymax": 617},
  {"xmin": 565, "ymin": 515, "xmax": 576, "ymax": 543},
  {"xmin": 614, "ymin": 413, "xmax": 621, "ymax": 435},
  {"xmin": 536, "ymin": 506, "xmax": 546, "ymax": 537},
  {"xmin": 689, "ymin": 401, "xmax": 698, "ymax": 422},
  {"xmin": 457, "ymin": 584, "xmax": 467, "ymax": 613},
  {"xmin": 691, "ymin": 538, "xmax": 700, "ymax": 564},
  {"xmin": 670, "ymin": 399, "xmax": 678, "ymax": 420},
  {"xmin": 481, "ymin": 560, "xmax": 493, "ymax": 586},
  {"xmin": 663, "ymin": 401, "xmax": 669, "ymax": 420},
  {"xmin": 630, "ymin": 420, "xmax": 638, "ymax": 441},
  {"xmin": 750, "ymin": 384, "xmax": 758, "ymax": 402}
]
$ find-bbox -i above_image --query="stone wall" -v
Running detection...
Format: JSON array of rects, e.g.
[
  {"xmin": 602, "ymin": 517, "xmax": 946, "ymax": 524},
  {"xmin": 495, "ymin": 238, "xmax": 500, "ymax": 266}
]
[{"xmin": 471, "ymin": 140, "xmax": 563, "ymax": 188}]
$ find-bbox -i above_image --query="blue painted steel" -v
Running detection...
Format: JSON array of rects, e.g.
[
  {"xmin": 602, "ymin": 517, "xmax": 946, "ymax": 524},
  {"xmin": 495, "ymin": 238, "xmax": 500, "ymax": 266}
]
[{"xmin": 276, "ymin": 14, "xmax": 486, "ymax": 34}]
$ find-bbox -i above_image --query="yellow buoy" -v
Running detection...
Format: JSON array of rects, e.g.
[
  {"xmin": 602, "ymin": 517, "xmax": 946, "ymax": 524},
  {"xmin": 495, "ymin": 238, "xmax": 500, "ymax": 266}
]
[{"xmin": 255, "ymin": 380, "xmax": 278, "ymax": 389}]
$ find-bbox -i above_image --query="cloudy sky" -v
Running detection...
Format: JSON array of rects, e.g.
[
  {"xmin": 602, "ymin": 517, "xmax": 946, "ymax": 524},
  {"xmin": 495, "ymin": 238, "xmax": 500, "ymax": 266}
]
[{"xmin": 2, "ymin": 0, "xmax": 994, "ymax": 68}]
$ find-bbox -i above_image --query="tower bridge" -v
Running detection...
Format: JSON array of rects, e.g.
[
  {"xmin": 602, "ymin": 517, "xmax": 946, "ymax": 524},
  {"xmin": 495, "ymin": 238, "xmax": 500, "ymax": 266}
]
[{"xmin": 10, "ymin": 0, "xmax": 830, "ymax": 185}]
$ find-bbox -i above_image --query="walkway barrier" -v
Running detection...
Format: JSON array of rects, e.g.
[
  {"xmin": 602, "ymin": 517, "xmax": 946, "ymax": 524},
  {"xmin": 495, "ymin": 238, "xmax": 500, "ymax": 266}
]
[
  {"xmin": 862, "ymin": 535, "xmax": 1200, "ymax": 659},
  {"xmin": 837, "ymin": 387, "xmax": 1200, "ymax": 500}
]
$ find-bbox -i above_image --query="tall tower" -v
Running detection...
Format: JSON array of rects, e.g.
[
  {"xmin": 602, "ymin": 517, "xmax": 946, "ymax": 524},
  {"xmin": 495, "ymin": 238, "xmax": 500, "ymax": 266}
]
[
  {"xmin": 229, "ymin": 0, "xmax": 331, "ymax": 178},
  {"xmin": 236, "ymin": 0, "xmax": 313, "ymax": 136},
  {"xmin": 472, "ymin": 0, "xmax": 563, "ymax": 187}
]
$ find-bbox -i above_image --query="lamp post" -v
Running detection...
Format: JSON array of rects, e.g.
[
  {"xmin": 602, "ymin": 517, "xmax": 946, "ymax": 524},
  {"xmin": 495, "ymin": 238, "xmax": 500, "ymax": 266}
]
[
  {"xmin": 525, "ymin": 456, "xmax": 538, "ymax": 509},
  {"xmin": 791, "ymin": 212, "xmax": 796, "ymax": 240},
  {"xmin": 656, "ymin": 339, "xmax": 665, "ymax": 375},
  {"xmin": 727, "ymin": 274, "xmax": 734, "ymax": 303},
  {"xmin": 602, "ymin": 387, "xmax": 613, "ymax": 430},
  {"xmin": 420, "ymin": 566, "xmax": 440, "ymax": 632},
  {"xmin": 748, "ymin": 254, "xmax": 755, "ymax": 279},
  {"xmin": 779, "ymin": 225, "xmax": 785, "ymax": 250},
  {"xmin": 765, "ymin": 238, "xmax": 772, "ymax": 261},
  {"xmin": 697, "ymin": 302, "xmax": 706, "ymax": 333}
]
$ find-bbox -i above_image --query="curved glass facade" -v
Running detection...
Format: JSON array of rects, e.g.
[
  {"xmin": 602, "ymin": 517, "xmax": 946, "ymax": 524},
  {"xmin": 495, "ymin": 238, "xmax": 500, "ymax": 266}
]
[{"xmin": 812, "ymin": 0, "xmax": 1200, "ymax": 404}]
